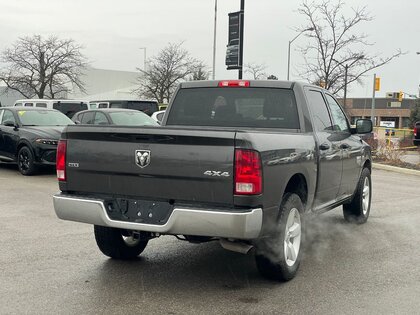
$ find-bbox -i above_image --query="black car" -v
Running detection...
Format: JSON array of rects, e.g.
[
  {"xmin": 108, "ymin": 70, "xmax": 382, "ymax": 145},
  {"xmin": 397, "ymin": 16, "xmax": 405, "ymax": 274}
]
[
  {"xmin": 0, "ymin": 107, "xmax": 74, "ymax": 175},
  {"xmin": 72, "ymin": 108, "xmax": 158, "ymax": 126}
]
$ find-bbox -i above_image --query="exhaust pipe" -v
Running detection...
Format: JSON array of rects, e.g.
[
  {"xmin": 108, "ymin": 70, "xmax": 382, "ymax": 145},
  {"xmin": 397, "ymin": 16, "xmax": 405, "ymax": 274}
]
[{"xmin": 219, "ymin": 238, "xmax": 253, "ymax": 254}]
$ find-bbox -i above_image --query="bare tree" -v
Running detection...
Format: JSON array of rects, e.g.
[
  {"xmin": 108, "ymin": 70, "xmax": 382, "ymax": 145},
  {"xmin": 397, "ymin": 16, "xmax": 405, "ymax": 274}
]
[
  {"xmin": 0, "ymin": 35, "xmax": 87, "ymax": 99},
  {"xmin": 245, "ymin": 63, "xmax": 267, "ymax": 80},
  {"xmin": 134, "ymin": 42, "xmax": 201, "ymax": 104},
  {"xmin": 297, "ymin": 0, "xmax": 404, "ymax": 95},
  {"xmin": 190, "ymin": 62, "xmax": 210, "ymax": 81}
]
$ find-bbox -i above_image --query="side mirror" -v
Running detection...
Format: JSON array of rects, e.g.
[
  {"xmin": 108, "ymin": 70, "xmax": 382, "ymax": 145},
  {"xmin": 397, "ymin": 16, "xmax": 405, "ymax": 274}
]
[
  {"xmin": 354, "ymin": 119, "xmax": 373, "ymax": 134},
  {"xmin": 74, "ymin": 120, "xmax": 81, "ymax": 125},
  {"xmin": 3, "ymin": 120, "xmax": 17, "ymax": 128}
]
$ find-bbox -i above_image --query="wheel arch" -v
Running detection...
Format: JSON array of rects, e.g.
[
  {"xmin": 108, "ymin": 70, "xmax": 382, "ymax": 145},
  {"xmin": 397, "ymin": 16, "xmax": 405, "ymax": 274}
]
[
  {"xmin": 363, "ymin": 159, "xmax": 371, "ymax": 172},
  {"xmin": 282, "ymin": 173, "xmax": 308, "ymax": 207},
  {"xmin": 16, "ymin": 140, "xmax": 34, "ymax": 158}
]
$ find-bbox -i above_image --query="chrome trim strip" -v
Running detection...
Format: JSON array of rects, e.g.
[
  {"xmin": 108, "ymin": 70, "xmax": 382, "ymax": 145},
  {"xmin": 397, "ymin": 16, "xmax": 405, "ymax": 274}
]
[{"xmin": 53, "ymin": 194, "xmax": 262, "ymax": 239}]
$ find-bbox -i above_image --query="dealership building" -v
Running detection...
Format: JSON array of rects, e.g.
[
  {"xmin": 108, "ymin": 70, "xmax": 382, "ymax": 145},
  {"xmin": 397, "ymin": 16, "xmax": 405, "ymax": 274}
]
[{"xmin": 340, "ymin": 97, "xmax": 417, "ymax": 128}]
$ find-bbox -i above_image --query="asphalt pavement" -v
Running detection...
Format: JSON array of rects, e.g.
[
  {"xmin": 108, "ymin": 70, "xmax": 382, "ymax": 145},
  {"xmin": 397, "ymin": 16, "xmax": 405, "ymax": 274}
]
[{"xmin": 0, "ymin": 164, "xmax": 419, "ymax": 315}]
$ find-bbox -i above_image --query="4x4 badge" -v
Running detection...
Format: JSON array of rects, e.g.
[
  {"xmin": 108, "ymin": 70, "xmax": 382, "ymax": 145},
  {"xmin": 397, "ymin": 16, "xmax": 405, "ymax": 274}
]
[{"xmin": 135, "ymin": 150, "xmax": 151, "ymax": 168}]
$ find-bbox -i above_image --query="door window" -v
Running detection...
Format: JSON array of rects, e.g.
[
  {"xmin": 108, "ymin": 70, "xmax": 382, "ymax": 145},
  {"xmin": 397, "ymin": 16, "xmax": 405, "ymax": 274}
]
[
  {"xmin": 2, "ymin": 110, "xmax": 16, "ymax": 125},
  {"xmin": 305, "ymin": 90, "xmax": 333, "ymax": 131},
  {"xmin": 36, "ymin": 103, "xmax": 47, "ymax": 108},
  {"xmin": 325, "ymin": 94, "xmax": 349, "ymax": 132},
  {"xmin": 93, "ymin": 112, "xmax": 109, "ymax": 125},
  {"xmin": 81, "ymin": 111, "xmax": 95, "ymax": 124},
  {"xmin": 24, "ymin": 103, "xmax": 34, "ymax": 107}
]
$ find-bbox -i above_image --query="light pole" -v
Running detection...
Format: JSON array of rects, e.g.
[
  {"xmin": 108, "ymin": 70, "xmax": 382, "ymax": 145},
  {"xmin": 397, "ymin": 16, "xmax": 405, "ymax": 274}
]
[
  {"xmin": 212, "ymin": 0, "xmax": 217, "ymax": 80},
  {"xmin": 139, "ymin": 47, "xmax": 147, "ymax": 71},
  {"xmin": 287, "ymin": 27, "xmax": 314, "ymax": 81}
]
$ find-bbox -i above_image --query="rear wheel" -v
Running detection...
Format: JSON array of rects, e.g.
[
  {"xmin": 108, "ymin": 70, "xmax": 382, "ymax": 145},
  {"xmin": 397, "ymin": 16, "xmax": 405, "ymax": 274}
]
[
  {"xmin": 343, "ymin": 167, "xmax": 371, "ymax": 224},
  {"xmin": 17, "ymin": 146, "xmax": 37, "ymax": 176},
  {"xmin": 94, "ymin": 226, "xmax": 149, "ymax": 259},
  {"xmin": 255, "ymin": 193, "xmax": 304, "ymax": 281}
]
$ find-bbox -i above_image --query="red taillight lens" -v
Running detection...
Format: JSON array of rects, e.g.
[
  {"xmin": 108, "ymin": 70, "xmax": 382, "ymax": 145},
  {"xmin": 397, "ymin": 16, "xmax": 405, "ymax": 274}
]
[
  {"xmin": 218, "ymin": 80, "xmax": 250, "ymax": 87},
  {"xmin": 234, "ymin": 149, "xmax": 262, "ymax": 195},
  {"xmin": 56, "ymin": 140, "xmax": 67, "ymax": 181},
  {"xmin": 414, "ymin": 127, "xmax": 417, "ymax": 137}
]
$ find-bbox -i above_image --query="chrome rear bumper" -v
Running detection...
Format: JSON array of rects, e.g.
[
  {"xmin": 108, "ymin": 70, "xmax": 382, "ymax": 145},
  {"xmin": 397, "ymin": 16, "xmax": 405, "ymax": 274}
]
[{"xmin": 53, "ymin": 194, "xmax": 262, "ymax": 240}]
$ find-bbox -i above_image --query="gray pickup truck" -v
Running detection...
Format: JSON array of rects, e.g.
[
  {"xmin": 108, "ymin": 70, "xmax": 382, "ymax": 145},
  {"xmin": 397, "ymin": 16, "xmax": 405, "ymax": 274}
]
[{"xmin": 53, "ymin": 80, "xmax": 372, "ymax": 281}]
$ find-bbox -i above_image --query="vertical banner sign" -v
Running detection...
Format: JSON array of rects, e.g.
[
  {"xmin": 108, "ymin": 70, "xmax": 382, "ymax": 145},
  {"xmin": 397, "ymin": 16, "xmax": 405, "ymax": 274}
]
[{"xmin": 226, "ymin": 11, "xmax": 242, "ymax": 70}]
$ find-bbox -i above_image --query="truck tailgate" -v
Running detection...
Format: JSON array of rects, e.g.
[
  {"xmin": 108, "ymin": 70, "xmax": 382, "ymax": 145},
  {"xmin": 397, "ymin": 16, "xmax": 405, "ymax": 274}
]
[{"xmin": 64, "ymin": 126, "xmax": 236, "ymax": 206}]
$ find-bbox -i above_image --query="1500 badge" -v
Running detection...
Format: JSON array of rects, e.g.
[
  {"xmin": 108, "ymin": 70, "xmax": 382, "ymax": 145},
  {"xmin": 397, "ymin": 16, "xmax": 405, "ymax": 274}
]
[{"xmin": 203, "ymin": 170, "xmax": 230, "ymax": 177}]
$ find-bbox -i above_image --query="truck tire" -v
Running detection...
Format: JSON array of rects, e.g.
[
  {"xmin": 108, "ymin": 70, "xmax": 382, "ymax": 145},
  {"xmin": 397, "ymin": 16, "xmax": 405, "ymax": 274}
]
[
  {"xmin": 17, "ymin": 146, "xmax": 37, "ymax": 176},
  {"xmin": 94, "ymin": 226, "xmax": 148, "ymax": 259},
  {"xmin": 343, "ymin": 167, "xmax": 371, "ymax": 224},
  {"xmin": 255, "ymin": 193, "xmax": 304, "ymax": 281}
]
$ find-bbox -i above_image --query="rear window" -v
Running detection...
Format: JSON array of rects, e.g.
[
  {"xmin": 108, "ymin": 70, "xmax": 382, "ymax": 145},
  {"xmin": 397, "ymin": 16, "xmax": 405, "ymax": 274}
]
[
  {"xmin": 166, "ymin": 87, "xmax": 300, "ymax": 129},
  {"xmin": 109, "ymin": 111, "xmax": 158, "ymax": 126},
  {"xmin": 53, "ymin": 102, "xmax": 88, "ymax": 118}
]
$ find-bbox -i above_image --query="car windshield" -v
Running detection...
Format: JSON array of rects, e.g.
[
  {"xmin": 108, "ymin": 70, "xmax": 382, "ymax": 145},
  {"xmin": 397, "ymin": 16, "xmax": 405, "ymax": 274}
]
[
  {"xmin": 109, "ymin": 111, "xmax": 159, "ymax": 126},
  {"xmin": 18, "ymin": 110, "xmax": 74, "ymax": 126}
]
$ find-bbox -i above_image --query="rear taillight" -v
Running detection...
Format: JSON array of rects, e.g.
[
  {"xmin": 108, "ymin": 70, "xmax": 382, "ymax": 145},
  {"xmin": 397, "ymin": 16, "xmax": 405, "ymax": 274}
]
[
  {"xmin": 56, "ymin": 140, "xmax": 67, "ymax": 181},
  {"xmin": 218, "ymin": 80, "xmax": 250, "ymax": 87},
  {"xmin": 414, "ymin": 127, "xmax": 417, "ymax": 137},
  {"xmin": 234, "ymin": 149, "xmax": 262, "ymax": 195}
]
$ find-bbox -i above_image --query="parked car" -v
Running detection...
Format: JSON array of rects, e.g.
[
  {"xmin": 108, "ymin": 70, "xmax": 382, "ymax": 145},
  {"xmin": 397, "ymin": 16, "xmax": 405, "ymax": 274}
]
[
  {"xmin": 72, "ymin": 109, "xmax": 158, "ymax": 126},
  {"xmin": 151, "ymin": 110, "xmax": 166, "ymax": 123},
  {"xmin": 414, "ymin": 121, "xmax": 420, "ymax": 146},
  {"xmin": 13, "ymin": 99, "xmax": 88, "ymax": 118},
  {"xmin": 53, "ymin": 80, "xmax": 372, "ymax": 281},
  {"xmin": 0, "ymin": 107, "xmax": 74, "ymax": 175},
  {"xmin": 88, "ymin": 100, "xmax": 159, "ymax": 116}
]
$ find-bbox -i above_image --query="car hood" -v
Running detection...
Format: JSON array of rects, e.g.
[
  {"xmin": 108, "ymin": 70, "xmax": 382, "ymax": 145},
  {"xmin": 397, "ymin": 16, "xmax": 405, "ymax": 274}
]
[{"xmin": 23, "ymin": 126, "xmax": 65, "ymax": 140}]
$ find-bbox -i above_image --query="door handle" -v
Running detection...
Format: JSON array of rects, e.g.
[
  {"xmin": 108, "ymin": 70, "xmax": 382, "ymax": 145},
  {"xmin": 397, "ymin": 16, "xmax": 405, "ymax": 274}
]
[
  {"xmin": 319, "ymin": 143, "xmax": 330, "ymax": 150},
  {"xmin": 340, "ymin": 143, "xmax": 350, "ymax": 149}
]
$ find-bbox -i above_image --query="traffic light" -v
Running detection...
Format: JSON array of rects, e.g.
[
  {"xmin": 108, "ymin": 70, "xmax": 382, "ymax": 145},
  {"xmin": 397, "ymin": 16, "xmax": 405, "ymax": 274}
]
[
  {"xmin": 398, "ymin": 91, "xmax": 403, "ymax": 102},
  {"xmin": 375, "ymin": 77, "xmax": 380, "ymax": 91}
]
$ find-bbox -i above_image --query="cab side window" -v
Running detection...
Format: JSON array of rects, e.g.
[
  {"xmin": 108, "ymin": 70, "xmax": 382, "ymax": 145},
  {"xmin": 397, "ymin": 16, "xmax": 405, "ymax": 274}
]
[
  {"xmin": 325, "ymin": 94, "xmax": 349, "ymax": 132},
  {"xmin": 305, "ymin": 89, "xmax": 334, "ymax": 132}
]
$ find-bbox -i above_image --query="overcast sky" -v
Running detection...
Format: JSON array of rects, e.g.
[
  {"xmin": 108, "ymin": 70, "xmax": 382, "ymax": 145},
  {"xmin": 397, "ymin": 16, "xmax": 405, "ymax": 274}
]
[{"xmin": 0, "ymin": 0, "xmax": 419, "ymax": 97}]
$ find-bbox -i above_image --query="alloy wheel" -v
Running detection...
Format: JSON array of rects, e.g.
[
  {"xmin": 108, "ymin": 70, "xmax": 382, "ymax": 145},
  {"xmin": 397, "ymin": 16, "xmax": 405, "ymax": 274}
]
[{"xmin": 284, "ymin": 208, "xmax": 302, "ymax": 267}]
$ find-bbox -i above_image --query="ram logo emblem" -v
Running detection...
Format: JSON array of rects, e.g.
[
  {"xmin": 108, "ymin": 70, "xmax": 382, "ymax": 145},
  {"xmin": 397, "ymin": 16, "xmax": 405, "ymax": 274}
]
[{"xmin": 135, "ymin": 150, "xmax": 151, "ymax": 168}]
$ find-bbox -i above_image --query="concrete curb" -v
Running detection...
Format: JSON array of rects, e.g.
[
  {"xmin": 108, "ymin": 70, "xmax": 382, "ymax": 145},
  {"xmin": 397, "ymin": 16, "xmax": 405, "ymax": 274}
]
[{"xmin": 373, "ymin": 163, "xmax": 420, "ymax": 176}]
